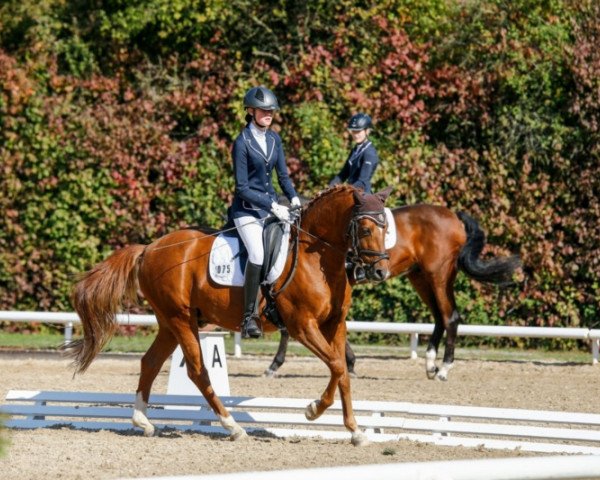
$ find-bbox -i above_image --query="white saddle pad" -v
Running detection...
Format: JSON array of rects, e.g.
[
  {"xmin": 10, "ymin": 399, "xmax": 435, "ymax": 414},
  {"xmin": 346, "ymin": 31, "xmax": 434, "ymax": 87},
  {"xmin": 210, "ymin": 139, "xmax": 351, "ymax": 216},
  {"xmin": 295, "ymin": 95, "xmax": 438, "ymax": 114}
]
[
  {"xmin": 209, "ymin": 224, "xmax": 291, "ymax": 287},
  {"xmin": 385, "ymin": 207, "xmax": 397, "ymax": 249}
]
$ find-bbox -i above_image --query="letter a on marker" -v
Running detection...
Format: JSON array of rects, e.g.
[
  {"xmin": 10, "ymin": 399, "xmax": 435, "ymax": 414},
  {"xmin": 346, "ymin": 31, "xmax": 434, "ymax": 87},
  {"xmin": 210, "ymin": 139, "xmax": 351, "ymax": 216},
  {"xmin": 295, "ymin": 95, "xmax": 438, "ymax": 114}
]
[{"xmin": 212, "ymin": 345, "xmax": 223, "ymax": 368}]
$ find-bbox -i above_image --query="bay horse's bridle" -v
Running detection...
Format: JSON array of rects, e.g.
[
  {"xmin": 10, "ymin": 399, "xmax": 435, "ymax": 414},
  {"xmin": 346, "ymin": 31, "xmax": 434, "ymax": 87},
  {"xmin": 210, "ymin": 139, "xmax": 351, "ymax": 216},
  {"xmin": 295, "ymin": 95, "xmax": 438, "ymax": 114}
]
[{"xmin": 347, "ymin": 207, "xmax": 390, "ymax": 279}]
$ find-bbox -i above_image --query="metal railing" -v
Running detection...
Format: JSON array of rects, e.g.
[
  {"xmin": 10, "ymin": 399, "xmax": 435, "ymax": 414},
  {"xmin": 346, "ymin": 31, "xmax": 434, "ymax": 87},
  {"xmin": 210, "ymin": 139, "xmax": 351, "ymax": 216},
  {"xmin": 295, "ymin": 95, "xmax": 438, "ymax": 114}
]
[{"xmin": 1, "ymin": 311, "xmax": 598, "ymax": 364}]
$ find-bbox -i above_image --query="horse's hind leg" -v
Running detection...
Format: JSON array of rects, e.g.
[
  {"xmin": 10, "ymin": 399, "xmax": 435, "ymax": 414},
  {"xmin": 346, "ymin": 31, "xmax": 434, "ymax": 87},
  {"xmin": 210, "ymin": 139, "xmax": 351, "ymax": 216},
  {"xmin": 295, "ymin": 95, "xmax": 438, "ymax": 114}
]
[
  {"xmin": 264, "ymin": 331, "xmax": 357, "ymax": 379},
  {"xmin": 133, "ymin": 325, "xmax": 177, "ymax": 436},
  {"xmin": 174, "ymin": 319, "xmax": 247, "ymax": 441},
  {"xmin": 264, "ymin": 330, "xmax": 290, "ymax": 378},
  {"xmin": 408, "ymin": 271, "xmax": 445, "ymax": 380},
  {"xmin": 431, "ymin": 273, "xmax": 460, "ymax": 382},
  {"xmin": 345, "ymin": 339, "xmax": 357, "ymax": 377}
]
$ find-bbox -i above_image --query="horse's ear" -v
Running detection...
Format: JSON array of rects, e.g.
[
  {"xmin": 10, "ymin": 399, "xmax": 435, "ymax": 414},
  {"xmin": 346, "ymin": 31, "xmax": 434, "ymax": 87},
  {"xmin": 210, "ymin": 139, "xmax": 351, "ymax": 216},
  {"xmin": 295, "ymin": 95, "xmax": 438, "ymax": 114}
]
[
  {"xmin": 353, "ymin": 187, "xmax": 366, "ymax": 206},
  {"xmin": 375, "ymin": 186, "xmax": 394, "ymax": 204}
]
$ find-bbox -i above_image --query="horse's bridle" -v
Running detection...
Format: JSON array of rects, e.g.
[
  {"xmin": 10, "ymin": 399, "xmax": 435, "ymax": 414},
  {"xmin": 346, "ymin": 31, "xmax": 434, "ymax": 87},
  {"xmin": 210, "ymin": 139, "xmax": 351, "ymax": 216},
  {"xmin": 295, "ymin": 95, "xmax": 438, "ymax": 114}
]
[
  {"xmin": 270, "ymin": 205, "xmax": 389, "ymax": 297},
  {"xmin": 347, "ymin": 208, "xmax": 390, "ymax": 276}
]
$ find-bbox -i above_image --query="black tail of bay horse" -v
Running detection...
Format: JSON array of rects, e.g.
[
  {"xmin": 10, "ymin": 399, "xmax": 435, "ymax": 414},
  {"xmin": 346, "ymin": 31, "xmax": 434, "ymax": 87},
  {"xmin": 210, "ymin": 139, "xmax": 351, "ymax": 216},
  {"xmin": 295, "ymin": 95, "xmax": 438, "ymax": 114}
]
[{"xmin": 264, "ymin": 206, "xmax": 520, "ymax": 381}]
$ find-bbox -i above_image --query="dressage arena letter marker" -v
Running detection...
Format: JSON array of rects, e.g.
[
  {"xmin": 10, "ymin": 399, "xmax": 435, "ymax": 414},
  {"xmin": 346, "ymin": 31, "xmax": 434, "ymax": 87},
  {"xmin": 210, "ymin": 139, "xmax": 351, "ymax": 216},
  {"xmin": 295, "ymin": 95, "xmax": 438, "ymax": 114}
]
[{"xmin": 167, "ymin": 332, "xmax": 230, "ymax": 405}]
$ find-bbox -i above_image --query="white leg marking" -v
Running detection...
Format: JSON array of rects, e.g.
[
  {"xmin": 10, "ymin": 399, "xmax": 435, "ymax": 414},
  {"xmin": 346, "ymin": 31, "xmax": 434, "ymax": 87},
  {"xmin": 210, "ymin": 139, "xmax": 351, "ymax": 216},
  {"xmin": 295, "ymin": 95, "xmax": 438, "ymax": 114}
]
[
  {"xmin": 436, "ymin": 362, "xmax": 454, "ymax": 382},
  {"xmin": 426, "ymin": 349, "xmax": 438, "ymax": 379},
  {"xmin": 351, "ymin": 430, "xmax": 369, "ymax": 447},
  {"xmin": 219, "ymin": 414, "xmax": 248, "ymax": 441},
  {"xmin": 132, "ymin": 391, "xmax": 155, "ymax": 437}
]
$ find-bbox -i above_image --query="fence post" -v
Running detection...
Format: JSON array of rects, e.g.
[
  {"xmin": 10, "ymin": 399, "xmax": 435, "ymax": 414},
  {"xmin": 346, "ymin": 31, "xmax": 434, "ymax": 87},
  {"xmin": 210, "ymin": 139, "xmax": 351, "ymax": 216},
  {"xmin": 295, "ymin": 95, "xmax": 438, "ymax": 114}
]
[
  {"xmin": 64, "ymin": 322, "xmax": 73, "ymax": 343},
  {"xmin": 592, "ymin": 339, "xmax": 599, "ymax": 365},
  {"xmin": 410, "ymin": 333, "xmax": 419, "ymax": 359},
  {"xmin": 234, "ymin": 332, "xmax": 242, "ymax": 358}
]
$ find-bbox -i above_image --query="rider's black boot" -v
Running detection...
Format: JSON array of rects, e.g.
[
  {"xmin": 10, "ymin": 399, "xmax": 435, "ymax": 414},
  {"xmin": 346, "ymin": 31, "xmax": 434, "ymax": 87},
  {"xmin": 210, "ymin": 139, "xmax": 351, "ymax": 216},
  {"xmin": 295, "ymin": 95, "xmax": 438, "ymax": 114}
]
[{"xmin": 241, "ymin": 262, "xmax": 262, "ymax": 339}]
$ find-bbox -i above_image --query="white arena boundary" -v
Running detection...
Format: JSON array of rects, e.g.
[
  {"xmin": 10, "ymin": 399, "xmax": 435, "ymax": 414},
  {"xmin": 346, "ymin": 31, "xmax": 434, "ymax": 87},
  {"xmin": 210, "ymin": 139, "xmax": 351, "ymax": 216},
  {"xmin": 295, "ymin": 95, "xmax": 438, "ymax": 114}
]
[
  {"xmin": 2, "ymin": 390, "xmax": 600, "ymax": 455},
  {"xmin": 1, "ymin": 310, "xmax": 599, "ymax": 364},
  {"xmin": 124, "ymin": 456, "xmax": 600, "ymax": 480}
]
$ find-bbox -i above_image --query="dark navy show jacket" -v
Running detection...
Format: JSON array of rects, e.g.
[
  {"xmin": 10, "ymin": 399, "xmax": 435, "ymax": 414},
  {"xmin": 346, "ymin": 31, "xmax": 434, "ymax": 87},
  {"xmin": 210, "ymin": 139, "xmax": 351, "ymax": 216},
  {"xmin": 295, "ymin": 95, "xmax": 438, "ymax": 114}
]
[
  {"xmin": 230, "ymin": 125, "xmax": 298, "ymax": 219},
  {"xmin": 331, "ymin": 140, "xmax": 379, "ymax": 193}
]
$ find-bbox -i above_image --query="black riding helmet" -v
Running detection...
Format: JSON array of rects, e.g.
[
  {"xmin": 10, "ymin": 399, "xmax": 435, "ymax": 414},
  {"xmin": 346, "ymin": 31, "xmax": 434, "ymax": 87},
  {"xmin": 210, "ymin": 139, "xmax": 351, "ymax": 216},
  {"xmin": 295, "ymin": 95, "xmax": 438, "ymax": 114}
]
[
  {"xmin": 243, "ymin": 86, "xmax": 280, "ymax": 111},
  {"xmin": 347, "ymin": 113, "xmax": 373, "ymax": 131}
]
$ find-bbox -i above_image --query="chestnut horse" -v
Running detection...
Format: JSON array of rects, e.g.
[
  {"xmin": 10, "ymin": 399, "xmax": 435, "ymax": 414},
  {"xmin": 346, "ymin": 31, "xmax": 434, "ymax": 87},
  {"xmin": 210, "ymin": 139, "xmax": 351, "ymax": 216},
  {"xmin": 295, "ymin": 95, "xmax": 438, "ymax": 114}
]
[
  {"xmin": 264, "ymin": 204, "xmax": 520, "ymax": 381},
  {"xmin": 63, "ymin": 185, "xmax": 392, "ymax": 446}
]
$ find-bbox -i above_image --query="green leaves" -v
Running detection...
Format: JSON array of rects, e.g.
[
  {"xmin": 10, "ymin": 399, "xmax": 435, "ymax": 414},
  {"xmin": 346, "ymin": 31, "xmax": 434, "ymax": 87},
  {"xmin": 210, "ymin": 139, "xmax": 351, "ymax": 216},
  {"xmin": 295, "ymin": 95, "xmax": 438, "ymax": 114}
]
[{"xmin": 0, "ymin": 0, "xmax": 598, "ymax": 340}]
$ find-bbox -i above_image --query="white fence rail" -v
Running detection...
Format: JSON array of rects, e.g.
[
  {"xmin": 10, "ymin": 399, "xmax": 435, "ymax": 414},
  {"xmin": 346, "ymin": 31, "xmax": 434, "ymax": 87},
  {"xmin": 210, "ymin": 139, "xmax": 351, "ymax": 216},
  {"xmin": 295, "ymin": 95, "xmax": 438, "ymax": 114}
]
[
  {"xmin": 1, "ymin": 310, "xmax": 598, "ymax": 364},
  {"xmin": 4, "ymin": 390, "xmax": 600, "ymax": 455}
]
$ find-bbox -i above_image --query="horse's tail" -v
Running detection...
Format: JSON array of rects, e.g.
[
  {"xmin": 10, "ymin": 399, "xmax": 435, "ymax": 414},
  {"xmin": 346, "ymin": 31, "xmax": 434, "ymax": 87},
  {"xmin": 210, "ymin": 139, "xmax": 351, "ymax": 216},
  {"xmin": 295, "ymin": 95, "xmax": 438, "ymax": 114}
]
[
  {"xmin": 63, "ymin": 244, "xmax": 146, "ymax": 374},
  {"xmin": 457, "ymin": 212, "xmax": 521, "ymax": 285}
]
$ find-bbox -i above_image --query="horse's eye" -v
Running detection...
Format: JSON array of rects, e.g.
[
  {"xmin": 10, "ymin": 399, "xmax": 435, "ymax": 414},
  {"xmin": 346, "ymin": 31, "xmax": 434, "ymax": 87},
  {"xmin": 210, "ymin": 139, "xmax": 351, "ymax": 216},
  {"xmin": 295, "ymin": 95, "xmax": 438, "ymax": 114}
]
[{"xmin": 359, "ymin": 227, "xmax": 371, "ymax": 237}]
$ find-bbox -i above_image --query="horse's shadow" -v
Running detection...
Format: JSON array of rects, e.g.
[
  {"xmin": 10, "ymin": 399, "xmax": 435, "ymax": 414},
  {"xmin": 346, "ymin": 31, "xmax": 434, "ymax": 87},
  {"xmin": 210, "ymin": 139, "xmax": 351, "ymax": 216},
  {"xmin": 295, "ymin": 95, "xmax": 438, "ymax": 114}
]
[{"xmin": 46, "ymin": 422, "xmax": 284, "ymax": 441}]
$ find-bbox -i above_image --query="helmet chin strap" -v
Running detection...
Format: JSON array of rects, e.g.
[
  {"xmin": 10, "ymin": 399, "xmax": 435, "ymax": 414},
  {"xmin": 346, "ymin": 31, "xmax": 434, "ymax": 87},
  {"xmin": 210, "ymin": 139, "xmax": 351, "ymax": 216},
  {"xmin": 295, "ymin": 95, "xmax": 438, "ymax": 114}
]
[
  {"xmin": 248, "ymin": 108, "xmax": 269, "ymax": 131},
  {"xmin": 252, "ymin": 117, "xmax": 269, "ymax": 131}
]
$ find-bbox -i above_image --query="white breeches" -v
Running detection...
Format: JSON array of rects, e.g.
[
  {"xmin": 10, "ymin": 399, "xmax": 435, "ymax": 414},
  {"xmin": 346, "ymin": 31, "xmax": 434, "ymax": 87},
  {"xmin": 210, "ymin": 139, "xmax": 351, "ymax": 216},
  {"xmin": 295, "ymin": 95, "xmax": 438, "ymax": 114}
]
[{"xmin": 234, "ymin": 215, "xmax": 265, "ymax": 265}]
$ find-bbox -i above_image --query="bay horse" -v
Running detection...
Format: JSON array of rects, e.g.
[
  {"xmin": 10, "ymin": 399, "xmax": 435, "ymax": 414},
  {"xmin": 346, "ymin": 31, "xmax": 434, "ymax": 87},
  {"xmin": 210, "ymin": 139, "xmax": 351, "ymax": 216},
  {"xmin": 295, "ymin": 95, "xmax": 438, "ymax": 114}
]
[
  {"xmin": 63, "ymin": 185, "xmax": 392, "ymax": 446},
  {"xmin": 264, "ymin": 204, "xmax": 520, "ymax": 381}
]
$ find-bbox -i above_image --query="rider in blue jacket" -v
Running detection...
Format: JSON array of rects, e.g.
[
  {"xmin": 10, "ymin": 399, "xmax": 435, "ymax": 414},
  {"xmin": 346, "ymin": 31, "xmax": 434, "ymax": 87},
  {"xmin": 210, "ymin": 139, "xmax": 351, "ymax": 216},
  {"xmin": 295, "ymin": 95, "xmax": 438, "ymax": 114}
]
[
  {"xmin": 329, "ymin": 112, "xmax": 380, "ymax": 282},
  {"xmin": 231, "ymin": 86, "xmax": 300, "ymax": 338},
  {"xmin": 329, "ymin": 113, "xmax": 379, "ymax": 194}
]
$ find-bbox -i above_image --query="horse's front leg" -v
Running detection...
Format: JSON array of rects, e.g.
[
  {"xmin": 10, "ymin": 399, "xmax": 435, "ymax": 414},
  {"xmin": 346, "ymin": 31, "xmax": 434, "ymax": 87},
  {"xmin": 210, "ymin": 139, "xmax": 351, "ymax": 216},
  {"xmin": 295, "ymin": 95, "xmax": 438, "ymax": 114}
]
[
  {"xmin": 337, "ymin": 327, "xmax": 368, "ymax": 446},
  {"xmin": 295, "ymin": 319, "xmax": 367, "ymax": 446},
  {"xmin": 263, "ymin": 329, "xmax": 290, "ymax": 377}
]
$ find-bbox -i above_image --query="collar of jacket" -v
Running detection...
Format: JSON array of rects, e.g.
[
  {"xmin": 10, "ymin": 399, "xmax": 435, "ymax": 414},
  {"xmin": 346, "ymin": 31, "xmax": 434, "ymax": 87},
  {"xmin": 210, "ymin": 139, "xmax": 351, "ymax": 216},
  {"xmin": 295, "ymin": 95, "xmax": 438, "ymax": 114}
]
[
  {"xmin": 242, "ymin": 125, "xmax": 275, "ymax": 163},
  {"xmin": 348, "ymin": 140, "xmax": 372, "ymax": 165}
]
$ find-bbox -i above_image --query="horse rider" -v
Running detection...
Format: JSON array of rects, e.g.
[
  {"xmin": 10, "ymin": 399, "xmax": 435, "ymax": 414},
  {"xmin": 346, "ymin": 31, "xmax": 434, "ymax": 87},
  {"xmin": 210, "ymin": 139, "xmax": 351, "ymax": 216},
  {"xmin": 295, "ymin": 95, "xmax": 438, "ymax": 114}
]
[
  {"xmin": 329, "ymin": 112, "xmax": 379, "ymax": 194},
  {"xmin": 230, "ymin": 85, "xmax": 301, "ymax": 339},
  {"xmin": 329, "ymin": 112, "xmax": 380, "ymax": 281}
]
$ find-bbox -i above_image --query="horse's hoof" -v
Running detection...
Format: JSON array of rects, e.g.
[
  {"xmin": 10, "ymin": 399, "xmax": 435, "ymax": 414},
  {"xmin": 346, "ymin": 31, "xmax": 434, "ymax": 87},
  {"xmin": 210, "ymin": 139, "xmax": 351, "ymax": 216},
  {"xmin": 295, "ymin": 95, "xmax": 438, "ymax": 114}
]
[
  {"xmin": 263, "ymin": 369, "xmax": 278, "ymax": 378},
  {"xmin": 426, "ymin": 367, "xmax": 439, "ymax": 380},
  {"xmin": 348, "ymin": 370, "xmax": 358, "ymax": 379},
  {"xmin": 132, "ymin": 412, "xmax": 155, "ymax": 437},
  {"xmin": 435, "ymin": 363, "xmax": 453, "ymax": 382},
  {"xmin": 351, "ymin": 431, "xmax": 369, "ymax": 447},
  {"xmin": 230, "ymin": 428, "xmax": 248, "ymax": 441},
  {"xmin": 305, "ymin": 400, "xmax": 320, "ymax": 421}
]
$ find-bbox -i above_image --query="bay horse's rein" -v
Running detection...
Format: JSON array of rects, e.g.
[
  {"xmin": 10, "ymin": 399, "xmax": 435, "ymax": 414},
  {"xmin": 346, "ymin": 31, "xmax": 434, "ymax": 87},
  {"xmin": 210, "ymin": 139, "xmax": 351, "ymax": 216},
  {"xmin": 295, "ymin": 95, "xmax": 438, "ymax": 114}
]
[{"xmin": 147, "ymin": 201, "xmax": 389, "ymax": 295}]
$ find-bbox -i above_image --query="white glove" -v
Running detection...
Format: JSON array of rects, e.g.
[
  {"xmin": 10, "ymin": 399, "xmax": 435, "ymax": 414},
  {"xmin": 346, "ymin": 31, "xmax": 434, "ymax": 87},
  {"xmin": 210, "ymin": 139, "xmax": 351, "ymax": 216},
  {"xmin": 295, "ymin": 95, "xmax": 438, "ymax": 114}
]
[
  {"xmin": 291, "ymin": 196, "xmax": 301, "ymax": 207},
  {"xmin": 271, "ymin": 202, "xmax": 291, "ymax": 222}
]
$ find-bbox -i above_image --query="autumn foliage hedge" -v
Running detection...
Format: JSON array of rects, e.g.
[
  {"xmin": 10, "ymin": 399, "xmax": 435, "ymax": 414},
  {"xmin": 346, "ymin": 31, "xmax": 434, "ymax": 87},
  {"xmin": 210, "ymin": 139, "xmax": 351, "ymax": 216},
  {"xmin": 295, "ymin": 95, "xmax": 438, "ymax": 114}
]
[{"xmin": 0, "ymin": 1, "xmax": 598, "ymax": 347}]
